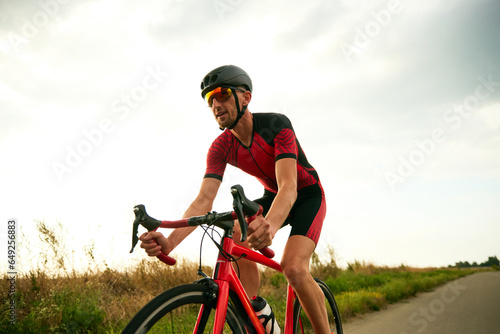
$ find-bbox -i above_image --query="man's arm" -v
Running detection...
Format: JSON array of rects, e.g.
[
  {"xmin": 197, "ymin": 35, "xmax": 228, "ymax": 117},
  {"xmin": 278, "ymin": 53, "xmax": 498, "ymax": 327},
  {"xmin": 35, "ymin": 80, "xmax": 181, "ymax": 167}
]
[
  {"xmin": 247, "ymin": 157, "xmax": 297, "ymax": 249},
  {"xmin": 169, "ymin": 177, "xmax": 222, "ymax": 247},
  {"xmin": 140, "ymin": 177, "xmax": 221, "ymax": 256}
]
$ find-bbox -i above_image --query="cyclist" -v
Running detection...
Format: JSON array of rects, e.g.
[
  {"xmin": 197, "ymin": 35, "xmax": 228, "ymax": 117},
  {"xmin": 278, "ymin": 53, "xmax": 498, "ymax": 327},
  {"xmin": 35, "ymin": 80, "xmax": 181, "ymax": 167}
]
[{"xmin": 140, "ymin": 65, "xmax": 330, "ymax": 333}]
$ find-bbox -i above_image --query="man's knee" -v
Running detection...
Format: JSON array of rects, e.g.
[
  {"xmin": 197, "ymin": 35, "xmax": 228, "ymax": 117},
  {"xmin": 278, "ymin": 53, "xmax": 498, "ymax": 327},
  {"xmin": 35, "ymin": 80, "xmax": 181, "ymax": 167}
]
[
  {"xmin": 281, "ymin": 235, "xmax": 316, "ymax": 287},
  {"xmin": 281, "ymin": 259, "xmax": 310, "ymax": 288}
]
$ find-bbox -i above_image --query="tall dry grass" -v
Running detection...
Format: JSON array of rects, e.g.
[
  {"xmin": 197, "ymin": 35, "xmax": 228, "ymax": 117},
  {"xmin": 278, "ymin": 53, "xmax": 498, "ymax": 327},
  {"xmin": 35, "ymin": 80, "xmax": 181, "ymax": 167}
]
[{"xmin": 2, "ymin": 219, "xmax": 216, "ymax": 333}]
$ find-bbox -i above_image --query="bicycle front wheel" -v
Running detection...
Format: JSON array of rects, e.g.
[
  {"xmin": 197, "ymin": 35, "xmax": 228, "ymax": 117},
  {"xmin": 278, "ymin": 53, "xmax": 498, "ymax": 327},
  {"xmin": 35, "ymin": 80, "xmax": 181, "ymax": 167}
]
[
  {"xmin": 122, "ymin": 283, "xmax": 246, "ymax": 334},
  {"xmin": 293, "ymin": 278, "xmax": 343, "ymax": 334}
]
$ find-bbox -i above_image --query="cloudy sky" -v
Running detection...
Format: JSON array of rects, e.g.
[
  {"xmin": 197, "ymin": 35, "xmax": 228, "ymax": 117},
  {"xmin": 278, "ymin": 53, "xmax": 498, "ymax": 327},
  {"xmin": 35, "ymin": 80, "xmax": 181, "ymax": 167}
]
[{"xmin": 1, "ymin": 0, "xmax": 499, "ymax": 272}]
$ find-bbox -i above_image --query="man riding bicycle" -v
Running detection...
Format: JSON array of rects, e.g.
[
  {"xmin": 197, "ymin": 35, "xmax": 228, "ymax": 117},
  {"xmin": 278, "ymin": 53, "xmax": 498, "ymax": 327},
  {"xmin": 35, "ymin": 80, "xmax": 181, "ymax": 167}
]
[{"xmin": 140, "ymin": 65, "xmax": 330, "ymax": 333}]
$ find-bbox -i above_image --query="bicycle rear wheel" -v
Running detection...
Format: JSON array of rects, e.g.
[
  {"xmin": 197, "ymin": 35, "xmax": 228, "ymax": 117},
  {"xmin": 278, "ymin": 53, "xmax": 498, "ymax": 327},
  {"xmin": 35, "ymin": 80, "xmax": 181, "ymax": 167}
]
[
  {"xmin": 122, "ymin": 283, "xmax": 246, "ymax": 334},
  {"xmin": 292, "ymin": 278, "xmax": 343, "ymax": 334}
]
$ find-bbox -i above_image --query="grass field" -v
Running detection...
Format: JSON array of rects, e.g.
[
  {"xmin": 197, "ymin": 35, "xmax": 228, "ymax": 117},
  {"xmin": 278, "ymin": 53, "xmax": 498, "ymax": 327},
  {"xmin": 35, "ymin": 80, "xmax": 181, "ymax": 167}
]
[{"xmin": 1, "ymin": 221, "xmax": 493, "ymax": 333}]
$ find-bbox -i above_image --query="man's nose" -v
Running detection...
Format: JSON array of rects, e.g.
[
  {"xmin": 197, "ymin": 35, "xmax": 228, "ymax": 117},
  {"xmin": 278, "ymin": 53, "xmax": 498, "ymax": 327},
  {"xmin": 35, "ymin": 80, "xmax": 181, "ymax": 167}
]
[{"xmin": 212, "ymin": 98, "xmax": 223, "ymax": 109}]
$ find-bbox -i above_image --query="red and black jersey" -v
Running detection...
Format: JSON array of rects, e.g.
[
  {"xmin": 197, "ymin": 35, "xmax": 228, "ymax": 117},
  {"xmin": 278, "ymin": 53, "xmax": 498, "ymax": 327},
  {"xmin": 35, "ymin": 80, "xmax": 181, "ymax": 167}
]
[{"xmin": 204, "ymin": 113, "xmax": 319, "ymax": 193}]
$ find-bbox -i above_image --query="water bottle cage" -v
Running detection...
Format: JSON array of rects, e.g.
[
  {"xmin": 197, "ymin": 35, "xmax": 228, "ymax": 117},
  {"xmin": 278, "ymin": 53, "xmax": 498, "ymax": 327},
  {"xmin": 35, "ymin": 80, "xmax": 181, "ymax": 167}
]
[{"xmin": 257, "ymin": 312, "xmax": 275, "ymax": 333}]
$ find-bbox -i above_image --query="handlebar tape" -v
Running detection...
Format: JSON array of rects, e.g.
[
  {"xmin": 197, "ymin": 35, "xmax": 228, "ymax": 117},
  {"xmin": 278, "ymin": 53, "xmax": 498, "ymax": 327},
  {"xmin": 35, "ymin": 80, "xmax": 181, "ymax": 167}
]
[
  {"xmin": 157, "ymin": 252, "xmax": 176, "ymax": 265},
  {"xmin": 260, "ymin": 247, "xmax": 275, "ymax": 259}
]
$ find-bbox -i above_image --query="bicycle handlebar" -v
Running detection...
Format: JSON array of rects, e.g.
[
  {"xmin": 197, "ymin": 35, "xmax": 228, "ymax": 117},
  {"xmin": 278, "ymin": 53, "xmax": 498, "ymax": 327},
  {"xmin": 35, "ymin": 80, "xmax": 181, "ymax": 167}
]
[{"xmin": 130, "ymin": 185, "xmax": 275, "ymax": 265}]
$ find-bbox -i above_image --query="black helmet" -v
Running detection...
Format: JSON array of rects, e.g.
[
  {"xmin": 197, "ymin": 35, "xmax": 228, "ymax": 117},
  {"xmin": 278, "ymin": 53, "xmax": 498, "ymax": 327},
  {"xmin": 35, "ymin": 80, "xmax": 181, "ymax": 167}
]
[{"xmin": 201, "ymin": 65, "xmax": 252, "ymax": 99}]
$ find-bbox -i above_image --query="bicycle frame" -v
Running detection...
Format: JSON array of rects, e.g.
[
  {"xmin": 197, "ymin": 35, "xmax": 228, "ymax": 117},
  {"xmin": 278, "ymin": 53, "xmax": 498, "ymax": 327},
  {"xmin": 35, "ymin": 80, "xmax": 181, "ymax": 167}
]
[
  {"xmin": 212, "ymin": 231, "xmax": 294, "ymax": 334},
  {"xmin": 157, "ymin": 218, "xmax": 297, "ymax": 334}
]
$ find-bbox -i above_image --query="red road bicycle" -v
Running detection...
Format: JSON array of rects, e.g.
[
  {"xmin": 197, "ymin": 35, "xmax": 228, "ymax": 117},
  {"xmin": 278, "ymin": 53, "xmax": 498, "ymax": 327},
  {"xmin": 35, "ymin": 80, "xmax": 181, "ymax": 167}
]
[{"xmin": 122, "ymin": 185, "xmax": 343, "ymax": 333}]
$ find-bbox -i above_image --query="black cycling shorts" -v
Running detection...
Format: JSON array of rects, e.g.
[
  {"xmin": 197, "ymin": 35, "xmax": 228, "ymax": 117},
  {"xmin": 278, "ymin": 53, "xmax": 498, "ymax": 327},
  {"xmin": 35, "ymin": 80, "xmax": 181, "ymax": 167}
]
[{"xmin": 253, "ymin": 183, "xmax": 326, "ymax": 245}]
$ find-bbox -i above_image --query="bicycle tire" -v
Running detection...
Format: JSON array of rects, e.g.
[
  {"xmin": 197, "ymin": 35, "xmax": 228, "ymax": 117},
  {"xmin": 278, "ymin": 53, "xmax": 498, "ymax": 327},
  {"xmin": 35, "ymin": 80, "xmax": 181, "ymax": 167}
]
[
  {"xmin": 292, "ymin": 278, "xmax": 343, "ymax": 334},
  {"xmin": 122, "ymin": 283, "xmax": 246, "ymax": 334}
]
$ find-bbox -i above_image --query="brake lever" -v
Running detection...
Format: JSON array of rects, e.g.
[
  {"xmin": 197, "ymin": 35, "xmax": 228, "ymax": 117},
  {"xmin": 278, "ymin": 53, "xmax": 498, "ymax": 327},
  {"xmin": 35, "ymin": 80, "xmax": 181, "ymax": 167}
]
[
  {"xmin": 130, "ymin": 204, "xmax": 161, "ymax": 253},
  {"xmin": 231, "ymin": 190, "xmax": 248, "ymax": 242},
  {"xmin": 130, "ymin": 205, "xmax": 143, "ymax": 253}
]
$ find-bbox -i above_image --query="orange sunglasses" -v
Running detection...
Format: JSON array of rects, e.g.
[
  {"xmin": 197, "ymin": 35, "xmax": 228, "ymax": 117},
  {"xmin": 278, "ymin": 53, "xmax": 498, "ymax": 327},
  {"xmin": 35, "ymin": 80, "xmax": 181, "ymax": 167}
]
[{"xmin": 205, "ymin": 87, "xmax": 245, "ymax": 107}]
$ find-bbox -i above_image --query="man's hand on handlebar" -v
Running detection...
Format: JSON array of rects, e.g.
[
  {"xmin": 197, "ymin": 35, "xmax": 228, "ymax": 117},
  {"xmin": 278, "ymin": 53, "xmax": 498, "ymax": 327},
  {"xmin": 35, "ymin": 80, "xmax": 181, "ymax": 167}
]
[
  {"xmin": 139, "ymin": 232, "xmax": 171, "ymax": 257},
  {"xmin": 247, "ymin": 215, "xmax": 276, "ymax": 251}
]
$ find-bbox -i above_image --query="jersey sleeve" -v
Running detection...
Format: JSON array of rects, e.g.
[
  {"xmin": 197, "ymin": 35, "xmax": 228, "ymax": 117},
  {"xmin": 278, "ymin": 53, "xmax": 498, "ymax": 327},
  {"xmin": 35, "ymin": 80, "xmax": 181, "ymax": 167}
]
[
  {"xmin": 274, "ymin": 126, "xmax": 298, "ymax": 161},
  {"xmin": 204, "ymin": 134, "xmax": 228, "ymax": 181}
]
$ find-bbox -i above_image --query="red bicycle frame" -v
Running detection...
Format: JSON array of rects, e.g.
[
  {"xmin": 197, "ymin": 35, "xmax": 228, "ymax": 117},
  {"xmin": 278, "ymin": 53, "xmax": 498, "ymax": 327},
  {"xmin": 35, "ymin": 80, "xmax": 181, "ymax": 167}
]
[{"xmin": 156, "ymin": 216, "xmax": 299, "ymax": 334}]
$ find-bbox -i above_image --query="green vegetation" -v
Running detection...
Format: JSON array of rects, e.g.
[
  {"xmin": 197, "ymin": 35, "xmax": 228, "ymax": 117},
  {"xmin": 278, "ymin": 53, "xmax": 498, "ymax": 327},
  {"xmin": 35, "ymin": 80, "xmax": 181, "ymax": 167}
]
[
  {"xmin": 451, "ymin": 256, "xmax": 499, "ymax": 269},
  {"xmin": 325, "ymin": 265, "xmax": 475, "ymax": 319},
  {"xmin": 261, "ymin": 259, "xmax": 483, "ymax": 324},
  {"xmin": 1, "ymin": 220, "xmax": 497, "ymax": 333}
]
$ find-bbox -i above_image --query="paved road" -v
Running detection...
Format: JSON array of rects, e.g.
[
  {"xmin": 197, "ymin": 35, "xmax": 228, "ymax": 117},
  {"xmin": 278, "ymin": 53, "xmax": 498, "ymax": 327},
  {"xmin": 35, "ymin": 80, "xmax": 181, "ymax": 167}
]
[{"xmin": 342, "ymin": 271, "xmax": 500, "ymax": 334}]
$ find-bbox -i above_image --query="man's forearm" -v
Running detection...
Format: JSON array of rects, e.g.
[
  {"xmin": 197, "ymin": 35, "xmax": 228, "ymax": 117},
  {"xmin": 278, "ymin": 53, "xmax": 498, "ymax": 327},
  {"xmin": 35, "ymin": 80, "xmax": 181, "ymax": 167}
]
[
  {"xmin": 266, "ymin": 183, "xmax": 297, "ymax": 231},
  {"xmin": 166, "ymin": 195, "xmax": 214, "ymax": 250}
]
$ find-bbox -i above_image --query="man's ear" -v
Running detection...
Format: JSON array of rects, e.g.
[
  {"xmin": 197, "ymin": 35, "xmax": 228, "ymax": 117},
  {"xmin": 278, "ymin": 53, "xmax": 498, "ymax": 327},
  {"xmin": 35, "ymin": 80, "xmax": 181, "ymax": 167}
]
[{"xmin": 242, "ymin": 90, "xmax": 252, "ymax": 106}]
